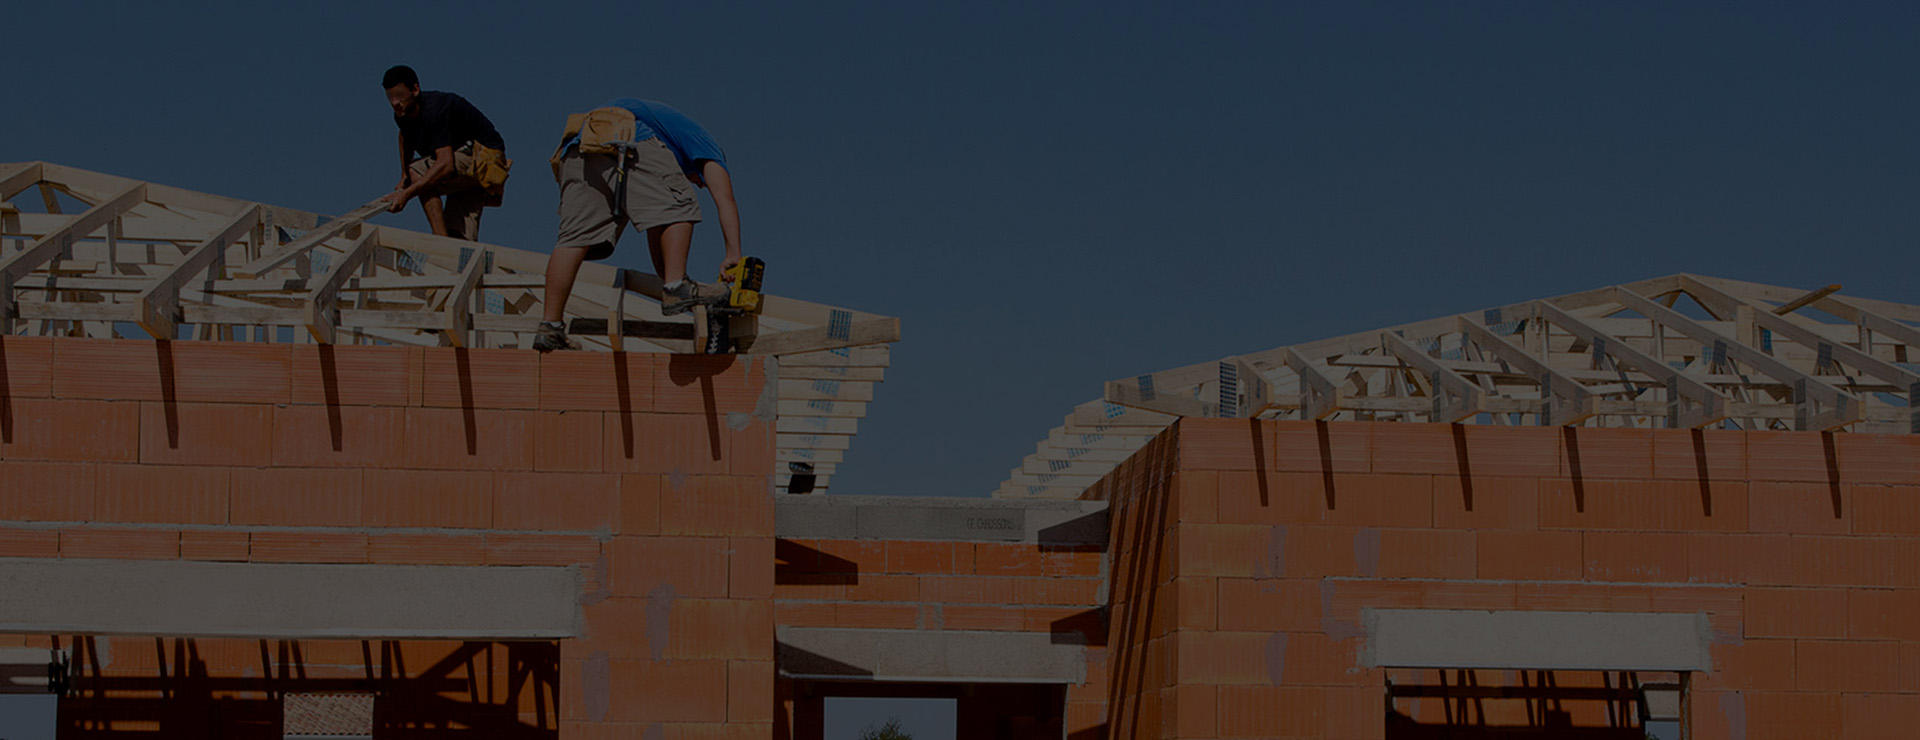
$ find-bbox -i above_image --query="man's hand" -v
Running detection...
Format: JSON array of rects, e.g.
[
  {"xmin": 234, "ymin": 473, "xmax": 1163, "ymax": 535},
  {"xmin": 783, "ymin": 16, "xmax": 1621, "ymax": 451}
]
[
  {"xmin": 381, "ymin": 190, "xmax": 410, "ymax": 214},
  {"xmin": 719, "ymin": 255, "xmax": 741, "ymax": 282}
]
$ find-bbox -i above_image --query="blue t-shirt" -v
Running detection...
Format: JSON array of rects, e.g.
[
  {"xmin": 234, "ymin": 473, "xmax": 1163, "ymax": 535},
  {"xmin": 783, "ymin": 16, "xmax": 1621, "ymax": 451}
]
[{"xmin": 562, "ymin": 99, "xmax": 727, "ymax": 179}]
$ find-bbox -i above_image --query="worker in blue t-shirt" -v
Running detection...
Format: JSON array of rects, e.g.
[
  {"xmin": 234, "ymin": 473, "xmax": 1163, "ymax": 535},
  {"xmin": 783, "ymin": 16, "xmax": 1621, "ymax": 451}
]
[{"xmin": 536, "ymin": 99, "xmax": 742, "ymax": 351}]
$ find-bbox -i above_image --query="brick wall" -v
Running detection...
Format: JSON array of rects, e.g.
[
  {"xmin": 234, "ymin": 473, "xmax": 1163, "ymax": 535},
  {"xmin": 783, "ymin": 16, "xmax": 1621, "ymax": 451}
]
[
  {"xmin": 1091, "ymin": 417, "xmax": 1920, "ymax": 740},
  {"xmin": 0, "ymin": 336, "xmax": 778, "ymax": 738},
  {"xmin": 771, "ymin": 535, "xmax": 1108, "ymax": 738}
]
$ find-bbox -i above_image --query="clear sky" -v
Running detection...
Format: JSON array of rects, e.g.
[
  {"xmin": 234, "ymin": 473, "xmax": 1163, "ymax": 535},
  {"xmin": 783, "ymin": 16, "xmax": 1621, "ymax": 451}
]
[{"xmin": 8, "ymin": 2, "xmax": 1920, "ymax": 501}]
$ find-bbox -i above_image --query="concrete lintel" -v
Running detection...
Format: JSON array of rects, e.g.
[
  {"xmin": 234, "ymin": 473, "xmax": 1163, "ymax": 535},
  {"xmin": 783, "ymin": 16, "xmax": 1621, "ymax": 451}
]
[
  {"xmin": 776, "ymin": 495, "xmax": 1107, "ymax": 545},
  {"xmin": 1362, "ymin": 609, "xmax": 1713, "ymax": 673},
  {"xmin": 0, "ymin": 558, "xmax": 579, "ymax": 640},
  {"xmin": 776, "ymin": 627, "xmax": 1086, "ymax": 684}
]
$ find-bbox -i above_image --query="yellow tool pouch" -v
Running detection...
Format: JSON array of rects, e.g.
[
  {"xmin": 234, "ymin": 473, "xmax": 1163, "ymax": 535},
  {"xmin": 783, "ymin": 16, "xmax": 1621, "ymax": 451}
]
[
  {"xmin": 549, "ymin": 107, "xmax": 637, "ymax": 181},
  {"xmin": 464, "ymin": 142, "xmax": 512, "ymax": 196}
]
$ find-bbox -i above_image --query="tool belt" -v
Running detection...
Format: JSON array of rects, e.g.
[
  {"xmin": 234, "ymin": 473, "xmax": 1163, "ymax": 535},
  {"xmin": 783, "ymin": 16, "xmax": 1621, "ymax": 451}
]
[
  {"xmin": 460, "ymin": 141, "xmax": 512, "ymax": 196},
  {"xmin": 549, "ymin": 106, "xmax": 637, "ymax": 182}
]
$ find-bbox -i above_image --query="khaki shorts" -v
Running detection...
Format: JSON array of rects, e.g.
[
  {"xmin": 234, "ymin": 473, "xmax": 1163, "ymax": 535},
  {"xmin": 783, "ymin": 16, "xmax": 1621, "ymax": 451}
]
[
  {"xmin": 555, "ymin": 138, "xmax": 702, "ymax": 259},
  {"xmin": 407, "ymin": 149, "xmax": 491, "ymax": 241}
]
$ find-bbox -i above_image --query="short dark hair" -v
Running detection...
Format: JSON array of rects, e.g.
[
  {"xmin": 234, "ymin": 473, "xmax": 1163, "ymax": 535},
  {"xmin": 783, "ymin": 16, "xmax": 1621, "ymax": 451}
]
[{"xmin": 382, "ymin": 65, "xmax": 419, "ymax": 90}]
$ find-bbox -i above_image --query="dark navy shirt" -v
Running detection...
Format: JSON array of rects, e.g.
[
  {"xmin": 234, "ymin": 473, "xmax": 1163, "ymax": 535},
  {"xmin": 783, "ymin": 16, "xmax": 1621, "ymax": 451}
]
[{"xmin": 396, "ymin": 91, "xmax": 505, "ymax": 161}]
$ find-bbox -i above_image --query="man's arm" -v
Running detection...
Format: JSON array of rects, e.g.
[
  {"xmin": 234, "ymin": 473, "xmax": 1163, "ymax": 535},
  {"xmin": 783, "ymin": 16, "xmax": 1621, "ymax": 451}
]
[
  {"xmin": 701, "ymin": 160, "xmax": 743, "ymax": 279},
  {"xmin": 395, "ymin": 131, "xmax": 411, "ymax": 189},
  {"xmin": 383, "ymin": 144, "xmax": 456, "ymax": 213}
]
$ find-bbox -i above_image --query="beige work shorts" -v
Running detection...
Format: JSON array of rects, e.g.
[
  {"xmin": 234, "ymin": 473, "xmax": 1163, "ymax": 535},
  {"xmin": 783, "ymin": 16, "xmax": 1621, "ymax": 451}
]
[
  {"xmin": 555, "ymin": 138, "xmax": 702, "ymax": 259},
  {"xmin": 407, "ymin": 148, "xmax": 492, "ymax": 241}
]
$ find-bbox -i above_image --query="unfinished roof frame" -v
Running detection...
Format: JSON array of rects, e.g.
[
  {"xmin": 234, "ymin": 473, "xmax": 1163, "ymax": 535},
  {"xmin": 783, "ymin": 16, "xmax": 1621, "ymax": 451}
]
[
  {"xmin": 0, "ymin": 161, "xmax": 901, "ymax": 493},
  {"xmin": 1000, "ymin": 273, "xmax": 1920, "ymax": 498}
]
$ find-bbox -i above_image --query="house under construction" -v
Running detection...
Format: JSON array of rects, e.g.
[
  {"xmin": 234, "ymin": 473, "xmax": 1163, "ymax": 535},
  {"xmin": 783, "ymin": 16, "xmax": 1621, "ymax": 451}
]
[{"xmin": 1, "ymin": 162, "xmax": 1916, "ymax": 739}]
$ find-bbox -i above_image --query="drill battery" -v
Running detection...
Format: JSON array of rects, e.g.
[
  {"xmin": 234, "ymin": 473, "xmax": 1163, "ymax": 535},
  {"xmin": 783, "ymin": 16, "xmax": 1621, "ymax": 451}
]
[{"xmin": 725, "ymin": 257, "xmax": 765, "ymax": 311}]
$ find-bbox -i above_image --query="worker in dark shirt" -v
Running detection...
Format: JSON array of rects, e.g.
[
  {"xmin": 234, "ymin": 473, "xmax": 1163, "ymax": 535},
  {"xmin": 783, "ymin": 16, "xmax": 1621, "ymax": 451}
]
[{"xmin": 378, "ymin": 65, "xmax": 510, "ymax": 240}]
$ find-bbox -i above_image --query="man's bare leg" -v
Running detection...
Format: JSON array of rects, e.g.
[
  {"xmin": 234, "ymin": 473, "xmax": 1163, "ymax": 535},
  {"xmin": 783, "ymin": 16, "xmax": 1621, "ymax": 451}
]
[
  {"xmin": 419, "ymin": 195, "xmax": 450, "ymax": 237},
  {"xmin": 646, "ymin": 222, "xmax": 696, "ymax": 282},
  {"xmin": 542, "ymin": 245, "xmax": 592, "ymax": 323}
]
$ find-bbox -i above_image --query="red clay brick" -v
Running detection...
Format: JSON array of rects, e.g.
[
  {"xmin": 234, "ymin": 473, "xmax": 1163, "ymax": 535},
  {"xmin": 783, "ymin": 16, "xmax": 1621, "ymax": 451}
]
[
  {"xmin": 617, "ymin": 474, "xmax": 661, "ymax": 535},
  {"xmin": 1432, "ymin": 475, "xmax": 1539, "ymax": 530},
  {"xmin": 1217, "ymin": 577, "xmax": 1320, "ymax": 632},
  {"xmin": 270, "ymin": 404, "xmax": 405, "ymax": 468},
  {"xmin": 841, "ymin": 573, "xmax": 918, "ymax": 602},
  {"xmin": 1791, "ymin": 536, "xmax": 1920, "ymax": 588},
  {"xmin": 369, "ymin": 533, "xmax": 485, "ymax": 565},
  {"xmin": 1512, "ymin": 581, "xmax": 1620, "ymax": 612},
  {"xmin": 729, "ymin": 536, "xmax": 775, "ymax": 600},
  {"xmin": 1839, "ymin": 433, "xmax": 1920, "ymax": 485},
  {"xmin": 1217, "ymin": 686, "xmax": 1324, "ymax": 737},
  {"xmin": 1456, "ymin": 424, "xmax": 1565, "ymax": 478},
  {"xmin": 814, "ymin": 540, "xmax": 887, "ymax": 573},
  {"xmin": 1180, "ymin": 418, "xmax": 1265, "ymax": 471},
  {"xmin": 1843, "ymin": 692, "xmax": 1920, "ymax": 740},
  {"xmin": 1747, "ymin": 431, "xmax": 1839, "ymax": 483},
  {"xmin": 606, "ymin": 658, "xmax": 726, "ymax": 722},
  {"xmin": 920, "ymin": 575, "xmax": 1017, "ymax": 604},
  {"xmin": 1272, "ymin": 420, "xmax": 1369, "ymax": 474},
  {"xmin": 667, "ymin": 598, "xmax": 771, "ymax": 660},
  {"xmin": 1323, "ymin": 579, "xmax": 1425, "ymax": 622},
  {"xmin": 1175, "ymin": 630, "xmax": 1270, "ymax": 685},
  {"xmin": 52, "ymin": 338, "xmax": 289, "ymax": 403},
  {"xmin": 657, "ymin": 354, "xmax": 765, "ymax": 415},
  {"xmin": 93, "ymin": 464, "xmax": 228, "ymax": 524},
  {"xmin": 1539, "ymin": 478, "xmax": 1748, "ymax": 532},
  {"xmin": 1476, "ymin": 529, "xmax": 1581, "ymax": 581},
  {"xmin": 773, "ymin": 602, "xmax": 837, "ymax": 628},
  {"xmin": 532, "ymin": 410, "xmax": 605, "ymax": 472},
  {"xmin": 972, "ymin": 543, "xmax": 1043, "ymax": 576},
  {"xmin": 248, "ymin": 531, "xmax": 367, "ymax": 563},
  {"xmin": 0, "ymin": 461, "xmax": 94, "ymax": 520},
  {"xmin": 1041, "ymin": 547, "xmax": 1103, "ymax": 578},
  {"xmin": 1422, "ymin": 581, "xmax": 1520, "ymax": 610},
  {"xmin": 1012, "ymin": 577, "xmax": 1100, "ymax": 606},
  {"xmin": 1582, "ymin": 531, "xmax": 1689, "ymax": 582},
  {"xmin": 1558, "ymin": 427, "xmax": 1654, "ymax": 480},
  {"xmin": 727, "ymin": 416, "xmax": 775, "ymax": 478},
  {"xmin": 486, "ymin": 533, "xmax": 601, "ymax": 566},
  {"xmin": 1848, "ymin": 589, "xmax": 1920, "ymax": 641},
  {"xmin": 603, "ymin": 412, "xmax": 729, "ymax": 475},
  {"xmin": 1852, "ymin": 484, "xmax": 1920, "ymax": 536},
  {"xmin": 60, "ymin": 528, "xmax": 178, "ymax": 559},
  {"xmin": 1694, "ymin": 639, "xmax": 1795, "ymax": 691},
  {"xmin": 942, "ymin": 605, "xmax": 1025, "ymax": 631},
  {"xmin": 1177, "ymin": 524, "xmax": 1275, "ymax": 579},
  {"xmin": 179, "ymin": 530, "xmax": 249, "ymax": 561},
  {"xmin": 1689, "ymin": 533, "xmax": 1795, "ymax": 586},
  {"xmin": 727, "ymin": 659, "xmax": 774, "ymax": 723},
  {"xmin": 1281, "ymin": 631, "xmax": 1366, "ymax": 686},
  {"xmin": 539, "ymin": 351, "xmax": 655, "ymax": 413},
  {"xmin": 0, "ymin": 336, "xmax": 53, "ymax": 398},
  {"xmin": 1746, "ymin": 587, "xmax": 1847, "ymax": 639},
  {"xmin": 1217, "ymin": 471, "xmax": 1321, "ymax": 525},
  {"xmin": 612, "ymin": 536, "xmax": 730, "ymax": 598},
  {"xmin": 1375, "ymin": 528, "xmax": 1474, "ymax": 579},
  {"xmin": 1320, "ymin": 474, "xmax": 1433, "ymax": 528},
  {"xmin": 418, "ymin": 346, "xmax": 539, "ymax": 410},
  {"xmin": 362, "ymin": 469, "xmax": 492, "ymax": 528},
  {"xmin": 1750, "ymin": 480, "xmax": 1849, "ymax": 534},
  {"xmin": 400, "ymin": 406, "xmax": 532, "ymax": 471},
  {"xmin": 581, "ymin": 597, "xmax": 651, "ymax": 658},
  {"xmin": 1797, "ymin": 640, "xmax": 1900, "ymax": 692},
  {"xmin": 138, "ymin": 401, "xmax": 272, "ymax": 467},
  {"xmin": 289, "ymin": 344, "xmax": 414, "ymax": 406},
  {"xmin": 1325, "ymin": 684, "xmax": 1386, "ymax": 740},
  {"xmin": 1369, "ymin": 424, "xmax": 1462, "ymax": 476},
  {"xmin": 494, "ymin": 472, "xmax": 618, "ymax": 531},
  {"xmin": 1173, "ymin": 683, "xmax": 1216, "ymax": 738},
  {"xmin": 0, "ymin": 528, "xmax": 59, "ymax": 557},
  {"xmin": 1651, "ymin": 427, "xmax": 1748, "ymax": 481},
  {"xmin": 229, "ymin": 468, "xmax": 362, "ymax": 527},
  {"xmin": 1175, "ymin": 470, "xmax": 1219, "ymax": 524},
  {"xmin": 660, "ymin": 475, "xmax": 773, "ymax": 537},
  {"xmin": 2, "ymin": 398, "xmax": 138, "ymax": 462}
]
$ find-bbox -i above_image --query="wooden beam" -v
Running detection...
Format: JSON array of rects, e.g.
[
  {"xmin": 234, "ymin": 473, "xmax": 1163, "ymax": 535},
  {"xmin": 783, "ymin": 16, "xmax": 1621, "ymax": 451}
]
[
  {"xmin": 234, "ymin": 199, "xmax": 382, "ymax": 278},
  {"xmin": 1532, "ymin": 301, "xmax": 1727, "ymax": 429},
  {"xmin": 1773, "ymin": 284, "xmax": 1842, "ymax": 316},
  {"xmin": 1454, "ymin": 316, "xmax": 1596, "ymax": 426},
  {"xmin": 444, "ymin": 247, "xmax": 489, "ymax": 347},
  {"xmin": 737, "ymin": 317, "xmax": 900, "ymax": 356},
  {"xmin": 0, "ymin": 162, "xmax": 43, "ymax": 201},
  {"xmin": 0, "ymin": 183, "xmax": 145, "ymax": 327},
  {"xmin": 1282, "ymin": 346, "xmax": 1342, "ymax": 421},
  {"xmin": 1381, "ymin": 331, "xmax": 1481, "ymax": 423},
  {"xmin": 1616, "ymin": 288, "xmax": 1862, "ymax": 431},
  {"xmin": 134, "ymin": 205, "xmax": 261, "ymax": 340},
  {"xmin": 302, "ymin": 229, "xmax": 378, "ymax": 344}
]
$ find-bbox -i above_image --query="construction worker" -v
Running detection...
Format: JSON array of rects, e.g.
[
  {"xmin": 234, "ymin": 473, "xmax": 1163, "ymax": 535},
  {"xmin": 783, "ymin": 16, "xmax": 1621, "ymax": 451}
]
[
  {"xmin": 378, "ymin": 65, "xmax": 510, "ymax": 240},
  {"xmin": 535, "ymin": 98, "xmax": 742, "ymax": 351}
]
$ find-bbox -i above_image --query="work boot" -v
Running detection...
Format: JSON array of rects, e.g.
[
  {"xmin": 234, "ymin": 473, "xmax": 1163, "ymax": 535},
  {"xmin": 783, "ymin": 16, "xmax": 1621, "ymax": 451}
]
[
  {"xmin": 532, "ymin": 321, "xmax": 578, "ymax": 352},
  {"xmin": 660, "ymin": 279, "xmax": 732, "ymax": 316}
]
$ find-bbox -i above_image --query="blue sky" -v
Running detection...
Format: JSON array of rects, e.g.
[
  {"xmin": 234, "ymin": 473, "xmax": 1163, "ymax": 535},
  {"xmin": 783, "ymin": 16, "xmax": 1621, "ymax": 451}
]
[{"xmin": 8, "ymin": 2, "xmax": 1920, "ymax": 501}]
